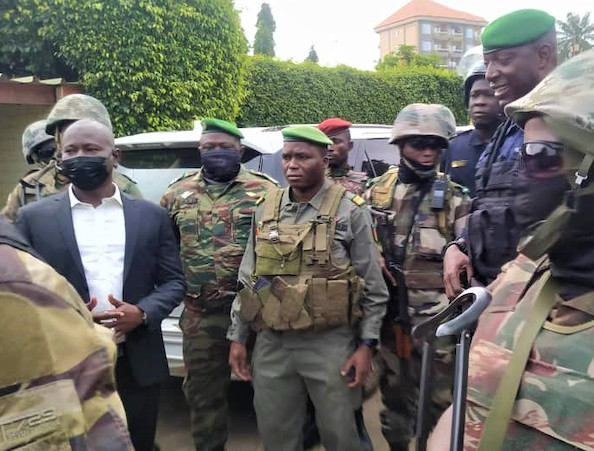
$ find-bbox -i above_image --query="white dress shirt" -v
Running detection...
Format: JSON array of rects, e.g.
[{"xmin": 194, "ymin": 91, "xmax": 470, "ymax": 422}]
[{"xmin": 69, "ymin": 184, "xmax": 126, "ymax": 313}]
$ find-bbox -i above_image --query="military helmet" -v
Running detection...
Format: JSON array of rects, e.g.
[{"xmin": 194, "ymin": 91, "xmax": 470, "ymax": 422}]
[
  {"xmin": 46, "ymin": 94, "xmax": 112, "ymax": 135},
  {"xmin": 390, "ymin": 103, "xmax": 456, "ymax": 144},
  {"xmin": 464, "ymin": 61, "xmax": 487, "ymax": 106},
  {"xmin": 22, "ymin": 120, "xmax": 53, "ymax": 164}
]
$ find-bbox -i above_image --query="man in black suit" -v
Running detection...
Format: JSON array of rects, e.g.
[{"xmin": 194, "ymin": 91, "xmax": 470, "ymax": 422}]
[{"xmin": 16, "ymin": 119, "xmax": 186, "ymax": 451}]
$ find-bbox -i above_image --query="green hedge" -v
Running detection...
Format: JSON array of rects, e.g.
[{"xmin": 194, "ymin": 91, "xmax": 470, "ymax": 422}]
[{"xmin": 237, "ymin": 56, "xmax": 466, "ymax": 127}]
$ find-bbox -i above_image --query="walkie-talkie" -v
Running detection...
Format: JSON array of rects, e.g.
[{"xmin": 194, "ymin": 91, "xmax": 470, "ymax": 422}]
[{"xmin": 431, "ymin": 176, "xmax": 447, "ymax": 209}]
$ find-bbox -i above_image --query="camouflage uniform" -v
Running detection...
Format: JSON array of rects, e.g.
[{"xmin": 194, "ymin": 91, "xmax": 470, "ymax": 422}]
[
  {"xmin": 326, "ymin": 167, "xmax": 368, "ymax": 196},
  {"xmin": 0, "ymin": 216, "xmax": 133, "ymax": 450},
  {"xmin": 2, "ymin": 162, "xmax": 142, "ymax": 222},
  {"xmin": 366, "ymin": 104, "xmax": 470, "ymax": 450},
  {"xmin": 461, "ymin": 49, "xmax": 594, "ymax": 451},
  {"xmin": 160, "ymin": 165, "xmax": 276, "ymax": 450}
]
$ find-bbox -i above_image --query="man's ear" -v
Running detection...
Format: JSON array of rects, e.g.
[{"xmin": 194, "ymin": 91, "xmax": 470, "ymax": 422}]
[
  {"xmin": 348, "ymin": 140, "xmax": 354, "ymax": 152},
  {"xmin": 238, "ymin": 145, "xmax": 245, "ymax": 158},
  {"xmin": 536, "ymin": 43, "xmax": 554, "ymax": 70},
  {"xmin": 112, "ymin": 147, "xmax": 121, "ymax": 167}
]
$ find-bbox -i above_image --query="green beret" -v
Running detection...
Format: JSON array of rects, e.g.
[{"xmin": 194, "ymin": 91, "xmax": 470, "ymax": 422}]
[
  {"xmin": 481, "ymin": 9, "xmax": 555, "ymax": 54},
  {"xmin": 201, "ymin": 117, "xmax": 244, "ymax": 139},
  {"xmin": 282, "ymin": 125, "xmax": 333, "ymax": 146}
]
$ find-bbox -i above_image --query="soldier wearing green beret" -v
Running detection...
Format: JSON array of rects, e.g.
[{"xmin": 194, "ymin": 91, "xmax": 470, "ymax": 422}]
[
  {"xmin": 2, "ymin": 95, "xmax": 142, "ymax": 223},
  {"xmin": 160, "ymin": 118, "xmax": 277, "ymax": 450},
  {"xmin": 227, "ymin": 125, "xmax": 388, "ymax": 450},
  {"xmin": 366, "ymin": 104, "xmax": 470, "ymax": 451},
  {"xmin": 430, "ymin": 49, "xmax": 594, "ymax": 451},
  {"xmin": 443, "ymin": 9, "xmax": 558, "ymax": 299}
]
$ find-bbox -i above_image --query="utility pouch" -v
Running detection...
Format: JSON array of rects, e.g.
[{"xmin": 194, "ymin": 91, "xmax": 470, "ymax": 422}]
[
  {"xmin": 255, "ymin": 224, "xmax": 311, "ymax": 276},
  {"xmin": 307, "ymin": 278, "xmax": 350, "ymax": 328},
  {"xmin": 260, "ymin": 287, "xmax": 289, "ymax": 330},
  {"xmin": 238, "ymin": 286, "xmax": 262, "ymax": 322},
  {"xmin": 280, "ymin": 282, "xmax": 308, "ymax": 324}
]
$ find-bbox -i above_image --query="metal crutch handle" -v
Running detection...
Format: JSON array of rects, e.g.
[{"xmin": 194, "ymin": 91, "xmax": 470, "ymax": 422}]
[{"xmin": 436, "ymin": 287, "xmax": 492, "ymax": 337}]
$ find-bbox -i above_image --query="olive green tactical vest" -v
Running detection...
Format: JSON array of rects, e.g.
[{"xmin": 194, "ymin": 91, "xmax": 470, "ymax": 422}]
[{"xmin": 239, "ymin": 184, "xmax": 364, "ymax": 331}]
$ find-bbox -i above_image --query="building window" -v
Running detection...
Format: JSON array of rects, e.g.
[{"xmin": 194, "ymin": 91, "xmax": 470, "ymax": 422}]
[
  {"xmin": 452, "ymin": 26, "xmax": 462, "ymax": 35},
  {"xmin": 466, "ymin": 28, "xmax": 474, "ymax": 39},
  {"xmin": 421, "ymin": 23, "xmax": 431, "ymax": 34},
  {"xmin": 421, "ymin": 40, "xmax": 432, "ymax": 52},
  {"xmin": 451, "ymin": 45, "xmax": 462, "ymax": 53}
]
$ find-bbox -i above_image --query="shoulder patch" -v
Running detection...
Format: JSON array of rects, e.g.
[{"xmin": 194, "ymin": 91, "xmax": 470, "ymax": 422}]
[
  {"xmin": 256, "ymin": 196, "xmax": 266, "ymax": 206},
  {"xmin": 248, "ymin": 170, "xmax": 280, "ymax": 186},
  {"xmin": 351, "ymin": 195, "xmax": 366, "ymax": 206},
  {"xmin": 167, "ymin": 170, "xmax": 199, "ymax": 187}
]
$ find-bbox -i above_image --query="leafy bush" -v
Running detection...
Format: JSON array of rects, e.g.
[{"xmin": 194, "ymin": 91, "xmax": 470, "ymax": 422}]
[
  {"xmin": 237, "ymin": 56, "xmax": 466, "ymax": 127},
  {"xmin": 0, "ymin": 0, "xmax": 247, "ymax": 136}
]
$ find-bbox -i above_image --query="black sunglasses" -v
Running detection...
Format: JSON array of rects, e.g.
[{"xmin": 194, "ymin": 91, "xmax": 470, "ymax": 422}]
[
  {"xmin": 404, "ymin": 136, "xmax": 446, "ymax": 150},
  {"xmin": 520, "ymin": 141, "xmax": 564, "ymax": 175}
]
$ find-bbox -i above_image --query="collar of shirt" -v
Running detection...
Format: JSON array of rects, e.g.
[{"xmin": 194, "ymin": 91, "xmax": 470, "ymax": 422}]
[
  {"xmin": 281, "ymin": 179, "xmax": 331, "ymax": 213},
  {"xmin": 68, "ymin": 183, "xmax": 123, "ymax": 209},
  {"xmin": 193, "ymin": 164, "xmax": 252, "ymax": 186}
]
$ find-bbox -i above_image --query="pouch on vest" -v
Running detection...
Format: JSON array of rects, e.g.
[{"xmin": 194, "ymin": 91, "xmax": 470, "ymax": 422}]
[
  {"xmin": 259, "ymin": 286, "xmax": 289, "ymax": 330},
  {"xmin": 254, "ymin": 223, "xmax": 312, "ymax": 276},
  {"xmin": 349, "ymin": 275, "xmax": 365, "ymax": 323},
  {"xmin": 238, "ymin": 286, "xmax": 262, "ymax": 322}
]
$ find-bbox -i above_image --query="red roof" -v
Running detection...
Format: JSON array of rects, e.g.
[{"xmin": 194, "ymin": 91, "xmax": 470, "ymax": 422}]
[{"xmin": 375, "ymin": 0, "xmax": 487, "ymax": 30}]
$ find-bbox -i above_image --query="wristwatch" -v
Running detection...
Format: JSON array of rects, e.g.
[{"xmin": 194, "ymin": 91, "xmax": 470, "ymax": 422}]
[{"xmin": 360, "ymin": 338, "xmax": 379, "ymax": 351}]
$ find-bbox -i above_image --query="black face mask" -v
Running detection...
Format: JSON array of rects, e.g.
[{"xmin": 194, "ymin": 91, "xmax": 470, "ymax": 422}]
[
  {"xmin": 201, "ymin": 148, "xmax": 241, "ymax": 183},
  {"xmin": 514, "ymin": 172, "xmax": 570, "ymax": 234},
  {"xmin": 549, "ymin": 194, "xmax": 594, "ymax": 294},
  {"xmin": 60, "ymin": 156, "xmax": 110, "ymax": 191}
]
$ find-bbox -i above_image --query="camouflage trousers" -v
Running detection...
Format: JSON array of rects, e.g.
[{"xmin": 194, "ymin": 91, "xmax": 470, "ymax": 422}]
[
  {"xmin": 379, "ymin": 290, "xmax": 454, "ymax": 451},
  {"xmin": 180, "ymin": 309, "xmax": 231, "ymax": 451}
]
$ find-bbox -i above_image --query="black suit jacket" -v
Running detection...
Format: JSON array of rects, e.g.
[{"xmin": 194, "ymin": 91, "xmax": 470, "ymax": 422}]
[{"xmin": 16, "ymin": 191, "xmax": 186, "ymax": 386}]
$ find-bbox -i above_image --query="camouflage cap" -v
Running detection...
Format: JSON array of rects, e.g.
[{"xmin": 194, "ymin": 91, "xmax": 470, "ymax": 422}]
[
  {"xmin": 506, "ymin": 49, "xmax": 594, "ymax": 157},
  {"xmin": 22, "ymin": 120, "xmax": 53, "ymax": 163},
  {"xmin": 390, "ymin": 103, "xmax": 456, "ymax": 144},
  {"xmin": 46, "ymin": 94, "xmax": 112, "ymax": 135}
]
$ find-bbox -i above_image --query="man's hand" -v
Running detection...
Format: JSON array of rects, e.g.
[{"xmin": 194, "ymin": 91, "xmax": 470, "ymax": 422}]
[
  {"xmin": 229, "ymin": 341, "xmax": 252, "ymax": 381},
  {"xmin": 86, "ymin": 296, "xmax": 97, "ymax": 312},
  {"xmin": 341, "ymin": 344, "xmax": 372, "ymax": 388},
  {"xmin": 443, "ymin": 245, "xmax": 473, "ymax": 300},
  {"xmin": 98, "ymin": 294, "xmax": 144, "ymax": 336}
]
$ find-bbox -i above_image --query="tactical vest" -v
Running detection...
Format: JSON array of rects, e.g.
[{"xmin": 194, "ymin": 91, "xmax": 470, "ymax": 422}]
[
  {"xmin": 369, "ymin": 168, "xmax": 452, "ymax": 290},
  {"xmin": 468, "ymin": 119, "xmax": 522, "ymax": 285},
  {"xmin": 465, "ymin": 259, "xmax": 594, "ymax": 450},
  {"xmin": 239, "ymin": 184, "xmax": 364, "ymax": 331}
]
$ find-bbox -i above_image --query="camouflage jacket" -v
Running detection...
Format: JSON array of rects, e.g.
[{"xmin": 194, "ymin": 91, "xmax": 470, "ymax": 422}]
[
  {"xmin": 1, "ymin": 161, "xmax": 142, "ymax": 222},
  {"xmin": 0, "ymin": 217, "xmax": 132, "ymax": 450},
  {"xmin": 326, "ymin": 167, "xmax": 368, "ymax": 196},
  {"xmin": 365, "ymin": 168, "xmax": 469, "ymax": 316},
  {"xmin": 160, "ymin": 165, "xmax": 277, "ymax": 316},
  {"xmin": 465, "ymin": 254, "xmax": 594, "ymax": 450}
]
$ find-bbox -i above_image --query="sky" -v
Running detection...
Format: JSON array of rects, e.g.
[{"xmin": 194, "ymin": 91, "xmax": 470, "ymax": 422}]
[{"xmin": 234, "ymin": 0, "xmax": 593, "ymax": 70}]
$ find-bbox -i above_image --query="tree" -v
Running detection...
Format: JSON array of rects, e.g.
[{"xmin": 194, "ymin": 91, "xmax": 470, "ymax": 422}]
[
  {"xmin": 253, "ymin": 3, "xmax": 275, "ymax": 57},
  {"xmin": 305, "ymin": 45, "xmax": 319, "ymax": 63},
  {"xmin": 376, "ymin": 44, "xmax": 443, "ymax": 70},
  {"xmin": 557, "ymin": 12, "xmax": 594, "ymax": 61},
  {"xmin": 0, "ymin": 0, "xmax": 247, "ymax": 136}
]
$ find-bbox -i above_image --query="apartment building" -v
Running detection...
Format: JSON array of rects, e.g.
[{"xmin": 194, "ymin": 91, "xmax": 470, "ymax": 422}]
[{"xmin": 375, "ymin": 0, "xmax": 487, "ymax": 69}]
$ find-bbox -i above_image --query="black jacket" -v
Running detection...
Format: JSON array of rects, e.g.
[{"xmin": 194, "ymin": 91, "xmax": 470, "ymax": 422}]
[{"xmin": 16, "ymin": 191, "xmax": 186, "ymax": 386}]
